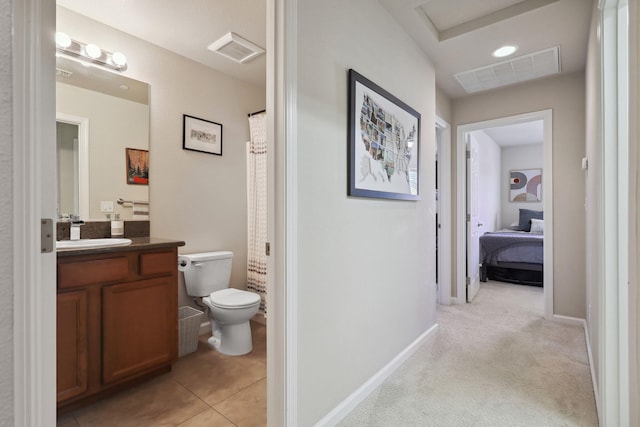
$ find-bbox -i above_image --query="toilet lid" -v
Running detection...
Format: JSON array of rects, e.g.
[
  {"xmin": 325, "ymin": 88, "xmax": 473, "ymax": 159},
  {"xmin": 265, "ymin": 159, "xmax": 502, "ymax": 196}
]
[{"xmin": 209, "ymin": 288, "xmax": 260, "ymax": 308}]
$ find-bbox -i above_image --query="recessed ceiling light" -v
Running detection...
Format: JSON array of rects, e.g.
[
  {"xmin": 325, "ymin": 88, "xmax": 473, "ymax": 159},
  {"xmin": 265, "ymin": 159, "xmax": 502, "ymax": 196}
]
[{"xmin": 492, "ymin": 45, "xmax": 518, "ymax": 58}]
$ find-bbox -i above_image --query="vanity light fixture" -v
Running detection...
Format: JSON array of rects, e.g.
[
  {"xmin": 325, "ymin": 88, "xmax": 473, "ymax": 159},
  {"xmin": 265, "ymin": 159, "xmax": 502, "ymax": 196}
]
[
  {"xmin": 55, "ymin": 32, "xmax": 72, "ymax": 49},
  {"xmin": 55, "ymin": 32, "xmax": 128, "ymax": 72},
  {"xmin": 492, "ymin": 45, "xmax": 518, "ymax": 58},
  {"xmin": 84, "ymin": 43, "xmax": 102, "ymax": 59}
]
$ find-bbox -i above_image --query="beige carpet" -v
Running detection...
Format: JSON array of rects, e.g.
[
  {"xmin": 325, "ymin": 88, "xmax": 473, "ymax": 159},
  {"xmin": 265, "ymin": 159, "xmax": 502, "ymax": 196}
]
[{"xmin": 340, "ymin": 281, "xmax": 598, "ymax": 426}]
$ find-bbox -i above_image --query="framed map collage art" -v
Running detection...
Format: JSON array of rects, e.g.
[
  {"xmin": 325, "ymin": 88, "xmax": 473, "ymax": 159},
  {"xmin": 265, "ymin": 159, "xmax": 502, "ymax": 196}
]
[{"xmin": 348, "ymin": 69, "xmax": 421, "ymax": 201}]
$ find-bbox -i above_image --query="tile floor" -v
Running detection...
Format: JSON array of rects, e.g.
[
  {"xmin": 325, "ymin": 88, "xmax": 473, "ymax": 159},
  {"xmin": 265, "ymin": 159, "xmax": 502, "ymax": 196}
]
[{"xmin": 57, "ymin": 321, "xmax": 266, "ymax": 427}]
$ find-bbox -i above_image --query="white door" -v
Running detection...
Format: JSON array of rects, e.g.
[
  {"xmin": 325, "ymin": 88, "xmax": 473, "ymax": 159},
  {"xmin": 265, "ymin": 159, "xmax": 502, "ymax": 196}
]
[
  {"xmin": 466, "ymin": 134, "xmax": 481, "ymax": 302},
  {"xmin": 13, "ymin": 0, "xmax": 58, "ymax": 422},
  {"xmin": 435, "ymin": 125, "xmax": 440, "ymax": 305}
]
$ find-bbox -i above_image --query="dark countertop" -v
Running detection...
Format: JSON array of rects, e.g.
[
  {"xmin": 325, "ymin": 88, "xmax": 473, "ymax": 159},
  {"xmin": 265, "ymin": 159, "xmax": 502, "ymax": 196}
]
[{"xmin": 56, "ymin": 237, "xmax": 185, "ymax": 258}]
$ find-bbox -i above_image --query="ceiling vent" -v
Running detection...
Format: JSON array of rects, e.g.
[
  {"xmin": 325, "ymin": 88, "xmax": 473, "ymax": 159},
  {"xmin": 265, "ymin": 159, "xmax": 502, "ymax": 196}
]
[
  {"xmin": 56, "ymin": 67, "xmax": 73, "ymax": 79},
  {"xmin": 454, "ymin": 46, "xmax": 560, "ymax": 94},
  {"xmin": 207, "ymin": 32, "xmax": 265, "ymax": 64}
]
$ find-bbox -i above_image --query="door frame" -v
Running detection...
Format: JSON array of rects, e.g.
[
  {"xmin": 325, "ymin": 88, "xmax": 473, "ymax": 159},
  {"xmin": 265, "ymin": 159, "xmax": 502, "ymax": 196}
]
[
  {"xmin": 465, "ymin": 133, "xmax": 481, "ymax": 302},
  {"xmin": 56, "ymin": 113, "xmax": 90, "ymax": 219},
  {"xmin": 266, "ymin": 0, "xmax": 297, "ymax": 424},
  {"xmin": 598, "ymin": 0, "xmax": 630, "ymax": 424},
  {"xmin": 13, "ymin": 0, "xmax": 58, "ymax": 424},
  {"xmin": 454, "ymin": 110, "xmax": 553, "ymax": 320},
  {"xmin": 17, "ymin": 1, "xmax": 294, "ymax": 425},
  {"xmin": 435, "ymin": 115, "xmax": 452, "ymax": 306}
]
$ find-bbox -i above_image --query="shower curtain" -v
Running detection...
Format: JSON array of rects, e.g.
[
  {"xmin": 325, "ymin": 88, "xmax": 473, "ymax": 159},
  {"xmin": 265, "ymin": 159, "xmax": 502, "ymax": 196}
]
[{"xmin": 247, "ymin": 112, "xmax": 268, "ymax": 314}]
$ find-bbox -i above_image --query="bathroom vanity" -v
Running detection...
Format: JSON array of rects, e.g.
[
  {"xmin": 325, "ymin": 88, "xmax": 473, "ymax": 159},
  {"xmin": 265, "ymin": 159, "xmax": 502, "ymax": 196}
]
[{"xmin": 56, "ymin": 238, "xmax": 184, "ymax": 414}]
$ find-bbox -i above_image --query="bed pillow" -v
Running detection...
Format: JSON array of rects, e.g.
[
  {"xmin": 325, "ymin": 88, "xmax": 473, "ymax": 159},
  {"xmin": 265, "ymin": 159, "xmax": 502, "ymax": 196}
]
[
  {"xmin": 518, "ymin": 209, "xmax": 543, "ymax": 232},
  {"xmin": 529, "ymin": 218, "xmax": 544, "ymax": 234},
  {"xmin": 507, "ymin": 221, "xmax": 520, "ymax": 231}
]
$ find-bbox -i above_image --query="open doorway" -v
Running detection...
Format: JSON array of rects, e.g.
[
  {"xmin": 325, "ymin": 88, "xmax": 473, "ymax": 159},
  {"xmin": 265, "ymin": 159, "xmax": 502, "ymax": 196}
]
[
  {"xmin": 466, "ymin": 120, "xmax": 544, "ymax": 303},
  {"xmin": 454, "ymin": 110, "xmax": 553, "ymax": 319}
]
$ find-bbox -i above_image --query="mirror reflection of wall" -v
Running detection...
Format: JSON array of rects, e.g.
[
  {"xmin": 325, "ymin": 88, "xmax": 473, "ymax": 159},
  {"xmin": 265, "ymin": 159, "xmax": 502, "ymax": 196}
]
[
  {"xmin": 55, "ymin": 56, "xmax": 150, "ymax": 221},
  {"xmin": 56, "ymin": 121, "xmax": 79, "ymax": 216}
]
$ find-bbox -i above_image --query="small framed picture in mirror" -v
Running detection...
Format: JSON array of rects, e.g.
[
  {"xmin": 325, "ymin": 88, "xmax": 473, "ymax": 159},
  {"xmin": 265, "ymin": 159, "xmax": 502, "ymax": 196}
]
[{"xmin": 125, "ymin": 148, "xmax": 149, "ymax": 185}]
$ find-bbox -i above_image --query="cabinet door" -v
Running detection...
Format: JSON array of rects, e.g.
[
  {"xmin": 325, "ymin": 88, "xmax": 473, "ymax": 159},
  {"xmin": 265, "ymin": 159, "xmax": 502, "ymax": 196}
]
[
  {"xmin": 57, "ymin": 291, "xmax": 88, "ymax": 403},
  {"xmin": 102, "ymin": 277, "xmax": 177, "ymax": 384}
]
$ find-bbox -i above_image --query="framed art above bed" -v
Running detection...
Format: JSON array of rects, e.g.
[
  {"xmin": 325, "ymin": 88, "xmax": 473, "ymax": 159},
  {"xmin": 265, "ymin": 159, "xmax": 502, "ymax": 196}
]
[{"xmin": 510, "ymin": 168, "xmax": 542, "ymax": 202}]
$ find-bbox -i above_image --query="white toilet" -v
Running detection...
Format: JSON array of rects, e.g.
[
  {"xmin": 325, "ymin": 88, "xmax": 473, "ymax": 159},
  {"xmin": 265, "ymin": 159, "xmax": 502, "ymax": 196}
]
[{"xmin": 180, "ymin": 251, "xmax": 261, "ymax": 356}]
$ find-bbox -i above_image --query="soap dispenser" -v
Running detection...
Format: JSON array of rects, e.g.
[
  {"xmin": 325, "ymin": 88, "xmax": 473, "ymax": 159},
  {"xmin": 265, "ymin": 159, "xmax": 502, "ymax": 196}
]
[
  {"xmin": 69, "ymin": 215, "xmax": 84, "ymax": 241},
  {"xmin": 111, "ymin": 213, "xmax": 124, "ymax": 237}
]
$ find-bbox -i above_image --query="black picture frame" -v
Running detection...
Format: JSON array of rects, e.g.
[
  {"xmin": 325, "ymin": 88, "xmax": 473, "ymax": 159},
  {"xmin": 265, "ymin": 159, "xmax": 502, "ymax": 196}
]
[
  {"xmin": 182, "ymin": 114, "xmax": 223, "ymax": 156},
  {"xmin": 348, "ymin": 69, "xmax": 421, "ymax": 201}
]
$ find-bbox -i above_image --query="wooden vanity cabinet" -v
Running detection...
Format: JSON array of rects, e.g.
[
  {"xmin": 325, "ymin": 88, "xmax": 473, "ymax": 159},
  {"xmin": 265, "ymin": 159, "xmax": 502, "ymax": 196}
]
[
  {"xmin": 102, "ymin": 276, "xmax": 176, "ymax": 384},
  {"xmin": 56, "ymin": 247, "xmax": 179, "ymax": 412},
  {"xmin": 56, "ymin": 290, "xmax": 88, "ymax": 402}
]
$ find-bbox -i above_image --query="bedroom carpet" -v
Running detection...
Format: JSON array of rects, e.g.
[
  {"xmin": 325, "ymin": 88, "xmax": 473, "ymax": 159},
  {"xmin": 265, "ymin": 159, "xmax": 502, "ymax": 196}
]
[{"xmin": 339, "ymin": 281, "xmax": 598, "ymax": 426}]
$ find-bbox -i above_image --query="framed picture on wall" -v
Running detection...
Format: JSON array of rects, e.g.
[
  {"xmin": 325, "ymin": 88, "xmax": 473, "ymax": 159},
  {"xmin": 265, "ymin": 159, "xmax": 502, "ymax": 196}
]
[
  {"xmin": 125, "ymin": 148, "xmax": 149, "ymax": 185},
  {"xmin": 182, "ymin": 114, "xmax": 223, "ymax": 156},
  {"xmin": 348, "ymin": 69, "xmax": 421, "ymax": 201},
  {"xmin": 509, "ymin": 168, "xmax": 542, "ymax": 202}
]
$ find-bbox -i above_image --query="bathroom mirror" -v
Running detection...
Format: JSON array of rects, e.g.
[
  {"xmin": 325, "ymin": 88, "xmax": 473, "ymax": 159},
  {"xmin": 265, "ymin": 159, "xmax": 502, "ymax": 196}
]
[{"xmin": 56, "ymin": 55, "xmax": 150, "ymax": 221}]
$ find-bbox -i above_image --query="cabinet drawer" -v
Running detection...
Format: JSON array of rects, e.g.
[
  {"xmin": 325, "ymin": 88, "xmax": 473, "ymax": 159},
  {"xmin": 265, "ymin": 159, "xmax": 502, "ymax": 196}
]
[
  {"xmin": 139, "ymin": 251, "xmax": 175, "ymax": 276},
  {"xmin": 58, "ymin": 257, "xmax": 129, "ymax": 289}
]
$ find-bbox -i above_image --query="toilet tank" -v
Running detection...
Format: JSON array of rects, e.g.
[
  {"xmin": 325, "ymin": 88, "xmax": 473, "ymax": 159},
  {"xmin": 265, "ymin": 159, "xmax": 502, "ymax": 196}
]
[{"xmin": 181, "ymin": 251, "xmax": 233, "ymax": 297}]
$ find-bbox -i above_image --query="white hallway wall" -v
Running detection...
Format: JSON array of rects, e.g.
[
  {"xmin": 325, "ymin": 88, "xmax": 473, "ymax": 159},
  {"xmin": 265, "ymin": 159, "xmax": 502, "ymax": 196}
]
[
  {"xmin": 57, "ymin": 7, "xmax": 265, "ymax": 307},
  {"xmin": 296, "ymin": 0, "xmax": 437, "ymax": 424},
  {"xmin": 453, "ymin": 72, "xmax": 586, "ymax": 318}
]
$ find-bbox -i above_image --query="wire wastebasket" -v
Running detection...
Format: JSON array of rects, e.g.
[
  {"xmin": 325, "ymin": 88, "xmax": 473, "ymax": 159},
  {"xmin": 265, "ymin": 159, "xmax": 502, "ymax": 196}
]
[{"xmin": 178, "ymin": 306, "xmax": 204, "ymax": 357}]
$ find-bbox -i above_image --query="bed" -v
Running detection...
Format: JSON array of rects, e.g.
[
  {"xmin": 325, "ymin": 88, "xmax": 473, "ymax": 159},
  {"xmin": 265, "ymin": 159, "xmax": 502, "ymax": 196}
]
[{"xmin": 479, "ymin": 210, "xmax": 544, "ymax": 287}]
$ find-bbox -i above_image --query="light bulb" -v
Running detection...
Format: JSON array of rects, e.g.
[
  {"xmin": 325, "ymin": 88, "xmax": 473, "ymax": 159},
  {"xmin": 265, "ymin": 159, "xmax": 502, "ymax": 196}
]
[
  {"xmin": 111, "ymin": 51, "xmax": 127, "ymax": 67},
  {"xmin": 85, "ymin": 43, "xmax": 102, "ymax": 59},
  {"xmin": 55, "ymin": 32, "xmax": 72, "ymax": 49}
]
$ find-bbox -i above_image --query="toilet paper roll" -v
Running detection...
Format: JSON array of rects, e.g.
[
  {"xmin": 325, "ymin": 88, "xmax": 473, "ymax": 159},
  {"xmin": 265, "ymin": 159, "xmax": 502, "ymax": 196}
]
[{"xmin": 177, "ymin": 255, "xmax": 191, "ymax": 271}]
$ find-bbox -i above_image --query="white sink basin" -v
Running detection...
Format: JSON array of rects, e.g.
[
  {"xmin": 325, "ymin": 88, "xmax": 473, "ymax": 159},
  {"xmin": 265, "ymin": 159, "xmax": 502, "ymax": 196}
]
[{"xmin": 56, "ymin": 238, "xmax": 132, "ymax": 250}]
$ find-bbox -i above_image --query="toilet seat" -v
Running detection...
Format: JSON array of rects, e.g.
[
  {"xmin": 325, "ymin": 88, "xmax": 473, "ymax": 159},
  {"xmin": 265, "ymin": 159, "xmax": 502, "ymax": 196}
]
[{"xmin": 208, "ymin": 288, "xmax": 260, "ymax": 309}]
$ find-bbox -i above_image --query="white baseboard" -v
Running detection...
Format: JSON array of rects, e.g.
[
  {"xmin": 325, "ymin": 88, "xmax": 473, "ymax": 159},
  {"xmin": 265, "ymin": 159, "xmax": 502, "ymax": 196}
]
[
  {"xmin": 551, "ymin": 314, "xmax": 584, "ymax": 326},
  {"xmin": 315, "ymin": 323, "xmax": 439, "ymax": 426},
  {"xmin": 582, "ymin": 319, "xmax": 600, "ymax": 422},
  {"xmin": 450, "ymin": 296, "xmax": 460, "ymax": 305}
]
